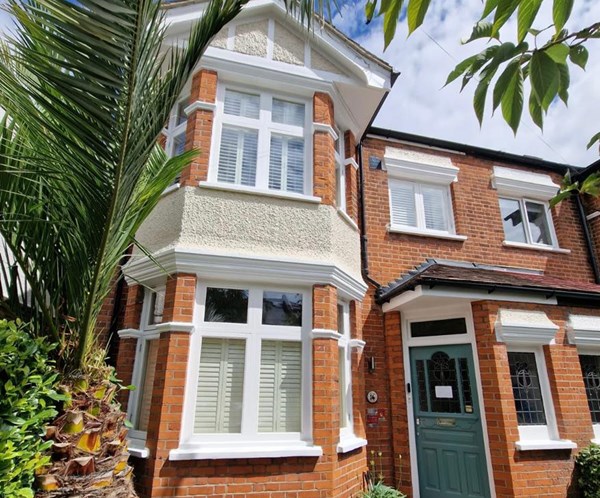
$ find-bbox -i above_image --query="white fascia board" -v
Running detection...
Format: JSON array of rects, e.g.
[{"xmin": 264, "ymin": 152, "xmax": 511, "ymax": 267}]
[
  {"xmin": 382, "ymin": 285, "xmax": 558, "ymax": 313},
  {"xmin": 567, "ymin": 314, "xmax": 600, "ymax": 346},
  {"xmin": 495, "ymin": 309, "xmax": 559, "ymax": 345},
  {"xmin": 124, "ymin": 248, "xmax": 368, "ymax": 301},
  {"xmin": 384, "ymin": 147, "xmax": 459, "ymax": 184},
  {"xmin": 491, "ymin": 166, "xmax": 559, "ymax": 201}
]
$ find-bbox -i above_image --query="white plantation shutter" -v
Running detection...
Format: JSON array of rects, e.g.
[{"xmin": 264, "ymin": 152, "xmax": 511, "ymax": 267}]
[
  {"xmin": 258, "ymin": 341, "xmax": 302, "ymax": 432},
  {"xmin": 217, "ymin": 127, "xmax": 258, "ymax": 186},
  {"xmin": 137, "ymin": 339, "xmax": 159, "ymax": 432},
  {"xmin": 269, "ymin": 135, "xmax": 304, "ymax": 194},
  {"xmin": 195, "ymin": 338, "xmax": 245, "ymax": 434},
  {"xmin": 272, "ymin": 99, "xmax": 305, "ymax": 126},
  {"xmin": 224, "ymin": 90, "xmax": 260, "ymax": 119},
  {"xmin": 422, "ymin": 185, "xmax": 448, "ymax": 231},
  {"xmin": 389, "ymin": 181, "xmax": 417, "ymax": 227}
]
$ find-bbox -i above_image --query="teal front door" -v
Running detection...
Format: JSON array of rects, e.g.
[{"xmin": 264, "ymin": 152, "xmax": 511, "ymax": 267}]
[{"xmin": 410, "ymin": 344, "xmax": 490, "ymax": 498}]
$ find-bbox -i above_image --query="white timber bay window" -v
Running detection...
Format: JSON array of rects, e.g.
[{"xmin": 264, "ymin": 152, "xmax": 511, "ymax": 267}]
[
  {"xmin": 334, "ymin": 126, "xmax": 346, "ymax": 212},
  {"xmin": 172, "ymin": 284, "xmax": 321, "ymax": 460},
  {"xmin": 206, "ymin": 86, "xmax": 312, "ymax": 198},
  {"xmin": 495, "ymin": 309, "xmax": 576, "ymax": 451},
  {"xmin": 123, "ymin": 286, "xmax": 166, "ymax": 458},
  {"xmin": 383, "ymin": 146, "xmax": 465, "ymax": 241}
]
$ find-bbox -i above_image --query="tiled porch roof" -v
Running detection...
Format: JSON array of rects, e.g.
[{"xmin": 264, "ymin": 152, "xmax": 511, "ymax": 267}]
[{"xmin": 376, "ymin": 259, "xmax": 600, "ymax": 305}]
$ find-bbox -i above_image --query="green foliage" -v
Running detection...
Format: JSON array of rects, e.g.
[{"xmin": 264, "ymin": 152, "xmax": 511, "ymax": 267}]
[
  {"xmin": 0, "ymin": 0, "xmax": 248, "ymax": 373},
  {"xmin": 361, "ymin": 481, "xmax": 406, "ymax": 498},
  {"xmin": 0, "ymin": 320, "xmax": 62, "ymax": 497},
  {"xmin": 575, "ymin": 443, "xmax": 600, "ymax": 498},
  {"xmin": 356, "ymin": 0, "xmax": 599, "ymax": 143}
]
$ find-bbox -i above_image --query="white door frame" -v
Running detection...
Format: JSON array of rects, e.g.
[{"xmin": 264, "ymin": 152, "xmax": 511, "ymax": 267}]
[{"xmin": 400, "ymin": 302, "xmax": 496, "ymax": 498}]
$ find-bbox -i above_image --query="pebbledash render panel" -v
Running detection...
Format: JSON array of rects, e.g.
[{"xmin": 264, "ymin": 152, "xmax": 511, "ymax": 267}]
[
  {"xmin": 360, "ymin": 130, "xmax": 600, "ymax": 498},
  {"xmin": 112, "ymin": 1, "xmax": 393, "ymax": 497}
]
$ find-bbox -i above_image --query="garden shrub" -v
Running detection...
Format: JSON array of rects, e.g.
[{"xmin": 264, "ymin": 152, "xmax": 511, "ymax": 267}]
[
  {"xmin": 361, "ymin": 481, "xmax": 407, "ymax": 498},
  {"xmin": 576, "ymin": 443, "xmax": 600, "ymax": 498},
  {"xmin": 0, "ymin": 320, "xmax": 62, "ymax": 497}
]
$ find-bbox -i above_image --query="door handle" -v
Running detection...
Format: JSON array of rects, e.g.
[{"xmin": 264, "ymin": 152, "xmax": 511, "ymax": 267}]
[{"xmin": 406, "ymin": 382, "xmax": 411, "ymax": 394}]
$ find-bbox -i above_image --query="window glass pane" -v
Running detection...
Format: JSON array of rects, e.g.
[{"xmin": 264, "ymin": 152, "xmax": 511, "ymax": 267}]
[
  {"xmin": 526, "ymin": 201, "xmax": 552, "ymax": 245},
  {"xmin": 204, "ymin": 287, "xmax": 249, "ymax": 323},
  {"xmin": 268, "ymin": 135, "xmax": 304, "ymax": 194},
  {"xmin": 172, "ymin": 132, "xmax": 186, "ymax": 157},
  {"xmin": 195, "ymin": 338, "xmax": 245, "ymax": 433},
  {"xmin": 224, "ymin": 89, "xmax": 260, "ymax": 119},
  {"xmin": 580, "ymin": 355, "xmax": 600, "ymax": 424},
  {"xmin": 336, "ymin": 162, "xmax": 345, "ymax": 210},
  {"xmin": 176, "ymin": 98, "xmax": 188, "ymax": 126},
  {"xmin": 411, "ymin": 318, "xmax": 467, "ymax": 338},
  {"xmin": 272, "ymin": 99, "xmax": 305, "ymax": 126},
  {"xmin": 339, "ymin": 345, "xmax": 348, "ymax": 428},
  {"xmin": 499, "ymin": 198, "xmax": 527, "ymax": 243},
  {"xmin": 136, "ymin": 339, "xmax": 159, "ymax": 432},
  {"xmin": 389, "ymin": 182, "xmax": 417, "ymax": 227},
  {"xmin": 416, "ymin": 359, "xmax": 428, "ymax": 412},
  {"xmin": 337, "ymin": 304, "xmax": 345, "ymax": 336},
  {"xmin": 217, "ymin": 127, "xmax": 258, "ymax": 186},
  {"xmin": 258, "ymin": 340, "xmax": 302, "ymax": 432},
  {"xmin": 262, "ymin": 292, "xmax": 302, "ymax": 326},
  {"xmin": 148, "ymin": 289, "xmax": 165, "ymax": 326},
  {"xmin": 422, "ymin": 185, "xmax": 449, "ymax": 231},
  {"xmin": 508, "ymin": 352, "xmax": 547, "ymax": 425}
]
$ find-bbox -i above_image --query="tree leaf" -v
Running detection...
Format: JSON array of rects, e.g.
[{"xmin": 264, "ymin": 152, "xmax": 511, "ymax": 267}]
[
  {"xmin": 587, "ymin": 131, "xmax": 600, "ymax": 150},
  {"xmin": 553, "ymin": 0, "xmax": 574, "ymax": 34},
  {"xmin": 481, "ymin": 0, "xmax": 499, "ymax": 19},
  {"xmin": 545, "ymin": 43, "xmax": 569, "ymax": 64},
  {"xmin": 557, "ymin": 62, "xmax": 570, "ymax": 104},
  {"xmin": 529, "ymin": 50, "xmax": 559, "ymax": 111},
  {"xmin": 549, "ymin": 188, "xmax": 575, "ymax": 208},
  {"xmin": 383, "ymin": 0, "xmax": 402, "ymax": 49},
  {"xmin": 492, "ymin": 0, "xmax": 520, "ymax": 36},
  {"xmin": 407, "ymin": 0, "xmax": 432, "ymax": 34},
  {"xmin": 569, "ymin": 45, "xmax": 589, "ymax": 69},
  {"xmin": 444, "ymin": 54, "xmax": 480, "ymax": 86},
  {"xmin": 528, "ymin": 90, "xmax": 544, "ymax": 129},
  {"xmin": 501, "ymin": 62, "xmax": 524, "ymax": 134},
  {"xmin": 473, "ymin": 79, "xmax": 490, "ymax": 126},
  {"xmin": 492, "ymin": 59, "xmax": 520, "ymax": 112},
  {"xmin": 462, "ymin": 21, "xmax": 497, "ymax": 44},
  {"xmin": 517, "ymin": 0, "xmax": 542, "ymax": 43},
  {"xmin": 365, "ymin": 0, "xmax": 377, "ymax": 23}
]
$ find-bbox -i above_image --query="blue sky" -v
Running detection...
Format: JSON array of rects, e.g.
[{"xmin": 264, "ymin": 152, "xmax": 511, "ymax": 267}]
[
  {"xmin": 1, "ymin": 1, "xmax": 598, "ymax": 166},
  {"xmin": 332, "ymin": 0, "xmax": 600, "ymax": 167}
]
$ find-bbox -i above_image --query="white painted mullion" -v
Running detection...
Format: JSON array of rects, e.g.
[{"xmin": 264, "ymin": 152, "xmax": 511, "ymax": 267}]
[
  {"xmin": 521, "ymin": 199, "xmax": 534, "ymax": 245},
  {"xmin": 256, "ymin": 93, "xmax": 272, "ymax": 190},
  {"xmin": 234, "ymin": 131, "xmax": 244, "ymax": 185},
  {"xmin": 414, "ymin": 183, "xmax": 426, "ymax": 230},
  {"xmin": 242, "ymin": 335, "xmax": 260, "ymax": 437},
  {"xmin": 281, "ymin": 137, "xmax": 289, "ymax": 191},
  {"xmin": 266, "ymin": 19, "xmax": 275, "ymax": 60}
]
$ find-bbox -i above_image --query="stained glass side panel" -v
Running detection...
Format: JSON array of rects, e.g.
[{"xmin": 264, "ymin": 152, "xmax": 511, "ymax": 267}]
[
  {"xmin": 580, "ymin": 355, "xmax": 600, "ymax": 424},
  {"xmin": 459, "ymin": 357, "xmax": 473, "ymax": 409},
  {"xmin": 508, "ymin": 352, "xmax": 547, "ymax": 425},
  {"xmin": 416, "ymin": 359, "xmax": 428, "ymax": 412},
  {"xmin": 427, "ymin": 352, "xmax": 461, "ymax": 413}
]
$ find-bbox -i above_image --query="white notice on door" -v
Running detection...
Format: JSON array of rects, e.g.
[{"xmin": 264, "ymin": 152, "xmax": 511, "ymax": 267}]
[{"xmin": 435, "ymin": 386, "xmax": 453, "ymax": 399}]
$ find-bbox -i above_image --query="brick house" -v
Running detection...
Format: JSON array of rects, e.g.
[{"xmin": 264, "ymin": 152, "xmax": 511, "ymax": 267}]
[{"xmin": 106, "ymin": 1, "xmax": 600, "ymax": 497}]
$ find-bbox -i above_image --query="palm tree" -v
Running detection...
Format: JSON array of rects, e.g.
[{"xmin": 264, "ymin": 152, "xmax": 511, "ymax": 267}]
[{"xmin": 0, "ymin": 0, "xmax": 250, "ymax": 494}]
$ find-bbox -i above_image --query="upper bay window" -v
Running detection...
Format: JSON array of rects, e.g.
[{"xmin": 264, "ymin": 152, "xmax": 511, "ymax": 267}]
[
  {"xmin": 163, "ymin": 96, "xmax": 189, "ymax": 158},
  {"xmin": 211, "ymin": 87, "xmax": 311, "ymax": 196}
]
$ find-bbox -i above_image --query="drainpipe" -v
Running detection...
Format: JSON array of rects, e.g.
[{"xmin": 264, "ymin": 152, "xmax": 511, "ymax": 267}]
[
  {"xmin": 357, "ymin": 142, "xmax": 382, "ymax": 290},
  {"xmin": 575, "ymin": 194, "xmax": 600, "ymax": 284}
]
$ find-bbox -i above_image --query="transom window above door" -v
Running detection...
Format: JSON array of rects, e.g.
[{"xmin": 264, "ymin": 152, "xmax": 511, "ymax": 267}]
[{"xmin": 210, "ymin": 87, "xmax": 311, "ymax": 196}]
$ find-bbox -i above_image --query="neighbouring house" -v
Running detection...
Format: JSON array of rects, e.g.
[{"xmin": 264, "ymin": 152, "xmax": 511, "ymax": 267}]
[{"xmin": 102, "ymin": 1, "xmax": 600, "ymax": 497}]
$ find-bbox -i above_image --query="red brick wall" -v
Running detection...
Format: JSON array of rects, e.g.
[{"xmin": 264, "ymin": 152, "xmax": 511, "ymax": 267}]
[{"xmin": 313, "ymin": 92, "xmax": 336, "ymax": 206}]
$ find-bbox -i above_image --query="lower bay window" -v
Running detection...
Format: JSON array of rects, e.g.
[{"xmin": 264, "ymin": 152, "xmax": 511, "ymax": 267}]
[
  {"xmin": 579, "ymin": 354, "xmax": 600, "ymax": 441},
  {"xmin": 173, "ymin": 284, "xmax": 321, "ymax": 459}
]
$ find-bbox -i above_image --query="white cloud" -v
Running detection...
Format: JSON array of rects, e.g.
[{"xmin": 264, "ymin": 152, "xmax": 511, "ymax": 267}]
[{"xmin": 334, "ymin": 0, "xmax": 600, "ymax": 166}]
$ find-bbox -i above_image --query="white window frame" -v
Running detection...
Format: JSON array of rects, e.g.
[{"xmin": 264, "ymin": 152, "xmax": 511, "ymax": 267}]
[
  {"xmin": 506, "ymin": 345, "xmax": 574, "ymax": 450},
  {"xmin": 162, "ymin": 96, "xmax": 189, "ymax": 158},
  {"xmin": 388, "ymin": 178, "xmax": 456, "ymax": 237},
  {"xmin": 126, "ymin": 286, "xmax": 166, "ymax": 455},
  {"xmin": 338, "ymin": 301, "xmax": 352, "ymax": 438},
  {"xmin": 209, "ymin": 84, "xmax": 313, "ymax": 196},
  {"xmin": 334, "ymin": 126, "xmax": 346, "ymax": 212},
  {"xmin": 175, "ymin": 282, "xmax": 319, "ymax": 459},
  {"xmin": 499, "ymin": 196, "xmax": 559, "ymax": 249}
]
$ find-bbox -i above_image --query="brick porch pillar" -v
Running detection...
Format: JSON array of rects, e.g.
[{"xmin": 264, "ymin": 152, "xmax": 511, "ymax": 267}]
[
  {"xmin": 312, "ymin": 284, "xmax": 341, "ymax": 494},
  {"xmin": 313, "ymin": 92, "xmax": 336, "ymax": 205},
  {"xmin": 143, "ymin": 273, "xmax": 197, "ymax": 498},
  {"xmin": 180, "ymin": 69, "xmax": 217, "ymax": 187}
]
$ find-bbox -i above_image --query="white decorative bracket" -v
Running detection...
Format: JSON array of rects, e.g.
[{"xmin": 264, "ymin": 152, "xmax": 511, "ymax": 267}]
[
  {"xmin": 311, "ymin": 328, "xmax": 342, "ymax": 340},
  {"xmin": 184, "ymin": 100, "xmax": 216, "ymax": 116}
]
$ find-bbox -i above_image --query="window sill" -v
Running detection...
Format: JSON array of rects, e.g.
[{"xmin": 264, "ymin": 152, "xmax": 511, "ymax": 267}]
[
  {"xmin": 337, "ymin": 208, "xmax": 359, "ymax": 231},
  {"xmin": 503, "ymin": 241, "xmax": 570, "ymax": 254},
  {"xmin": 592, "ymin": 439, "xmax": 600, "ymax": 445},
  {"xmin": 515, "ymin": 439, "xmax": 577, "ymax": 451},
  {"xmin": 169, "ymin": 443, "xmax": 323, "ymax": 460},
  {"xmin": 388, "ymin": 225, "xmax": 467, "ymax": 242},
  {"xmin": 127, "ymin": 440, "xmax": 150, "ymax": 459},
  {"xmin": 161, "ymin": 183, "xmax": 180, "ymax": 197},
  {"xmin": 199, "ymin": 181, "xmax": 321, "ymax": 204},
  {"xmin": 337, "ymin": 435, "xmax": 368, "ymax": 454}
]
